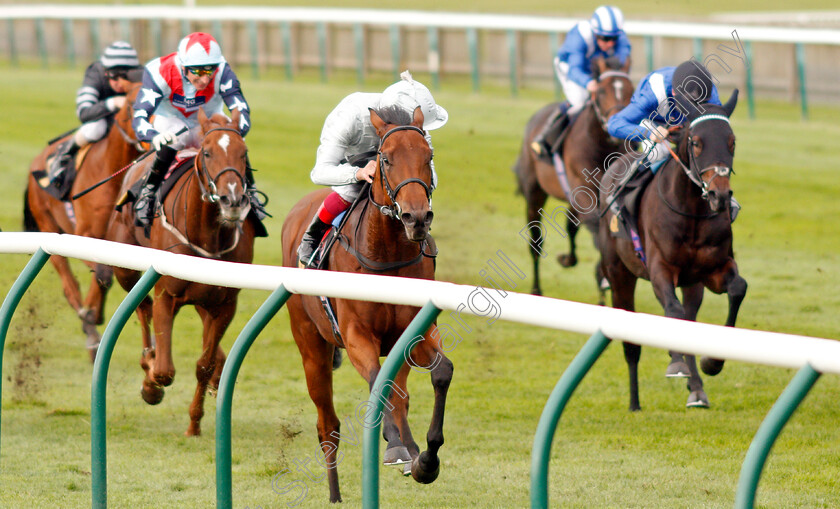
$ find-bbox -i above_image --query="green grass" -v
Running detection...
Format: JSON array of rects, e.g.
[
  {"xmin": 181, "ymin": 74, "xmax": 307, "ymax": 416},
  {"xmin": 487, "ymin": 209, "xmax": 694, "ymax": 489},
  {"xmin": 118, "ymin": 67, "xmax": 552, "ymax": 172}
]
[{"xmin": 1, "ymin": 66, "xmax": 839, "ymax": 508}]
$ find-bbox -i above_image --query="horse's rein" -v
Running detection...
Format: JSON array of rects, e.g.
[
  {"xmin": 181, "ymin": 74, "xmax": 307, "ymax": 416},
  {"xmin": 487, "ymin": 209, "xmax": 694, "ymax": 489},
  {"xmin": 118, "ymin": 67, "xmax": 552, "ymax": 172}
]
[
  {"xmin": 369, "ymin": 125, "xmax": 433, "ymax": 220},
  {"xmin": 195, "ymin": 126, "xmax": 247, "ymax": 206}
]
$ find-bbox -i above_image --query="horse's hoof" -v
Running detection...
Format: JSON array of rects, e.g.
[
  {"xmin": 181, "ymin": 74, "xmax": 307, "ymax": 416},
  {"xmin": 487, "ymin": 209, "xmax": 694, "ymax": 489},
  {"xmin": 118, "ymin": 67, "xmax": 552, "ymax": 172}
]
[
  {"xmin": 153, "ymin": 373, "xmax": 174, "ymax": 387},
  {"xmin": 665, "ymin": 361, "xmax": 691, "ymax": 378},
  {"xmin": 402, "ymin": 463, "xmax": 412, "ymax": 476},
  {"xmin": 383, "ymin": 445, "xmax": 411, "ymax": 466},
  {"xmin": 557, "ymin": 253, "xmax": 577, "ymax": 268},
  {"xmin": 701, "ymin": 357, "xmax": 725, "ymax": 376},
  {"xmin": 410, "ymin": 452, "xmax": 440, "ymax": 484},
  {"xmin": 686, "ymin": 390, "xmax": 710, "ymax": 408},
  {"xmin": 141, "ymin": 381, "xmax": 165, "ymax": 405}
]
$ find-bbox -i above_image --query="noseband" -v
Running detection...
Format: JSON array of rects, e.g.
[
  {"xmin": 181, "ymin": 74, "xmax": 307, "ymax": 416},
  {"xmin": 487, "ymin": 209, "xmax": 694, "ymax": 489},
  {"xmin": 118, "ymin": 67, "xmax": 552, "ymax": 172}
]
[
  {"xmin": 368, "ymin": 125, "xmax": 433, "ymax": 219},
  {"xmin": 196, "ymin": 126, "xmax": 247, "ymax": 206}
]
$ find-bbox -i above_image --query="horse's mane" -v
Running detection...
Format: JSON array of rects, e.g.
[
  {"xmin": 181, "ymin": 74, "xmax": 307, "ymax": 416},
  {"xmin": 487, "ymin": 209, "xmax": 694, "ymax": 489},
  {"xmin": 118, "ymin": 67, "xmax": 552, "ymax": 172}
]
[
  {"xmin": 590, "ymin": 55, "xmax": 624, "ymax": 77},
  {"xmin": 372, "ymin": 105, "xmax": 413, "ymax": 127}
]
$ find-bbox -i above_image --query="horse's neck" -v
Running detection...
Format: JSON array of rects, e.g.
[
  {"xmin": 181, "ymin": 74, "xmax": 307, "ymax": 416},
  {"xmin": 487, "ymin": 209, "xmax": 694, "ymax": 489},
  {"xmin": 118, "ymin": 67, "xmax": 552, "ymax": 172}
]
[
  {"xmin": 178, "ymin": 165, "xmax": 236, "ymax": 252},
  {"xmin": 354, "ymin": 196, "xmax": 418, "ymax": 263},
  {"xmin": 661, "ymin": 154, "xmax": 709, "ymax": 217},
  {"xmin": 106, "ymin": 121, "xmax": 138, "ymax": 162}
]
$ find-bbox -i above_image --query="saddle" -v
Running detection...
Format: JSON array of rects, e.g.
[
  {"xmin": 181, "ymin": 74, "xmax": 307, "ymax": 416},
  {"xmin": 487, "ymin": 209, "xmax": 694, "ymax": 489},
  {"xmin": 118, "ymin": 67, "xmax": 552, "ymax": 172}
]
[
  {"xmin": 538, "ymin": 106, "xmax": 581, "ymax": 162},
  {"xmin": 117, "ymin": 150, "xmax": 197, "ymax": 211},
  {"xmin": 33, "ymin": 141, "xmax": 92, "ymax": 201},
  {"xmin": 603, "ymin": 154, "xmax": 657, "ymax": 242}
]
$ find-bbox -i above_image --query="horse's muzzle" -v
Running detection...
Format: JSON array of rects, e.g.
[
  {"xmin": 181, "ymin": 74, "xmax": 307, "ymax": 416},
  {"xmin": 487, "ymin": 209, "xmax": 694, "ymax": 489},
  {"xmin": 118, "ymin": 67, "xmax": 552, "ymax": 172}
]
[
  {"xmin": 401, "ymin": 210, "xmax": 434, "ymax": 242},
  {"xmin": 708, "ymin": 189, "xmax": 732, "ymax": 213},
  {"xmin": 218, "ymin": 193, "xmax": 250, "ymax": 224}
]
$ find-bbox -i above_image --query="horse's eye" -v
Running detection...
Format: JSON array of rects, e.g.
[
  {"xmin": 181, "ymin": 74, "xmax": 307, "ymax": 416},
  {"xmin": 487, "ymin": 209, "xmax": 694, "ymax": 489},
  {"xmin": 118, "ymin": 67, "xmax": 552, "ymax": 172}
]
[
  {"xmin": 381, "ymin": 155, "xmax": 389, "ymax": 166},
  {"xmin": 204, "ymin": 150, "xmax": 211, "ymax": 158}
]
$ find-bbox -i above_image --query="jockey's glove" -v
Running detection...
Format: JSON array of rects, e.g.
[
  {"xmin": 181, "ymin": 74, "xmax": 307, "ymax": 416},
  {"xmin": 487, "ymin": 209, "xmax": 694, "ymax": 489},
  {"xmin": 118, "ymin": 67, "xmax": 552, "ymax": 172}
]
[
  {"xmin": 152, "ymin": 131, "xmax": 177, "ymax": 151},
  {"xmin": 106, "ymin": 96, "xmax": 126, "ymax": 112}
]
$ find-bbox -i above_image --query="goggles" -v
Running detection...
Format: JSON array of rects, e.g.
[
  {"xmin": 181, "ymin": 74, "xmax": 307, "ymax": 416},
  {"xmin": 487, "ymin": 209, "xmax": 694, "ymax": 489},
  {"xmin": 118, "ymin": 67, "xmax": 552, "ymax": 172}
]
[
  {"xmin": 105, "ymin": 69, "xmax": 129, "ymax": 80},
  {"xmin": 597, "ymin": 35, "xmax": 618, "ymax": 43},
  {"xmin": 185, "ymin": 65, "xmax": 218, "ymax": 77}
]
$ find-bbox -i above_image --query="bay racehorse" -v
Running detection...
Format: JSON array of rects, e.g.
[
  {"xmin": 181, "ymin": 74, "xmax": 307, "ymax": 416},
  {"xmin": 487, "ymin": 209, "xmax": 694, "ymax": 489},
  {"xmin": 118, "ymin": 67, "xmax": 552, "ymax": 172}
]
[
  {"xmin": 598, "ymin": 91, "xmax": 747, "ymax": 411},
  {"xmin": 105, "ymin": 109, "xmax": 256, "ymax": 436},
  {"xmin": 514, "ymin": 56, "xmax": 633, "ymax": 296},
  {"xmin": 23, "ymin": 82, "xmax": 144, "ymax": 361},
  {"xmin": 281, "ymin": 105, "xmax": 452, "ymax": 503}
]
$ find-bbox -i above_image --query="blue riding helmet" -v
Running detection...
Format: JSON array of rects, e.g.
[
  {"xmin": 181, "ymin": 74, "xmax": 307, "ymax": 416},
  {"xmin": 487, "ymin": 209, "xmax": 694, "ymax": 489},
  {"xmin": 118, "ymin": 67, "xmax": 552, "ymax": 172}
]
[{"xmin": 590, "ymin": 5, "xmax": 625, "ymax": 38}]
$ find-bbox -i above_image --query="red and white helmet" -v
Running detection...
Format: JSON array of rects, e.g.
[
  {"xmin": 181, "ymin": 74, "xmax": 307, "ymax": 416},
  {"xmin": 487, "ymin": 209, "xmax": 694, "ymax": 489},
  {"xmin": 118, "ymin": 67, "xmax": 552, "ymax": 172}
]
[{"xmin": 177, "ymin": 32, "xmax": 223, "ymax": 67}]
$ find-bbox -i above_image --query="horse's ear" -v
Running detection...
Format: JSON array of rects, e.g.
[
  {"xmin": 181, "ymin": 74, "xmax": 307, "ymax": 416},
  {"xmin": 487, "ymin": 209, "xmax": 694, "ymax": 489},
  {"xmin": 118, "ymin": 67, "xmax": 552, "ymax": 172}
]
[
  {"xmin": 411, "ymin": 106, "xmax": 424, "ymax": 129},
  {"xmin": 723, "ymin": 89, "xmax": 739, "ymax": 117},
  {"xmin": 622, "ymin": 55, "xmax": 632, "ymax": 73},
  {"xmin": 369, "ymin": 108, "xmax": 388, "ymax": 137},
  {"xmin": 229, "ymin": 108, "xmax": 241, "ymax": 131},
  {"xmin": 198, "ymin": 108, "xmax": 210, "ymax": 130}
]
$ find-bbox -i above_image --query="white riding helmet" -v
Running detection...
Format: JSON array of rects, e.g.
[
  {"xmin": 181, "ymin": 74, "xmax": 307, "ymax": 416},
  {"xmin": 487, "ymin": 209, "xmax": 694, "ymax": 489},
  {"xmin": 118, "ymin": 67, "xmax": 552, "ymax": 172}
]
[
  {"xmin": 380, "ymin": 71, "xmax": 448, "ymax": 131},
  {"xmin": 177, "ymin": 32, "xmax": 224, "ymax": 68},
  {"xmin": 590, "ymin": 5, "xmax": 625, "ymax": 38}
]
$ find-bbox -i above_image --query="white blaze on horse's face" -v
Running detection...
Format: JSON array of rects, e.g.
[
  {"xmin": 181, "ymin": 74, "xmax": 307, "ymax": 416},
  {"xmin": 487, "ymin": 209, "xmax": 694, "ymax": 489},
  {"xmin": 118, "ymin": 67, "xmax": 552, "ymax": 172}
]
[
  {"xmin": 217, "ymin": 133, "xmax": 230, "ymax": 154},
  {"xmin": 227, "ymin": 181, "xmax": 238, "ymax": 195},
  {"xmin": 614, "ymin": 81, "xmax": 624, "ymax": 102}
]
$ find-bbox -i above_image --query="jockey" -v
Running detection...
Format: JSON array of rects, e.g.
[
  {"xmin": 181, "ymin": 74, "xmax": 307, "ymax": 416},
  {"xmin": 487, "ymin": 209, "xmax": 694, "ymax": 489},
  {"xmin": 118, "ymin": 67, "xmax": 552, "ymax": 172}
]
[
  {"xmin": 607, "ymin": 59, "xmax": 721, "ymax": 167},
  {"xmin": 49, "ymin": 41, "xmax": 142, "ymax": 180},
  {"xmin": 606, "ymin": 59, "xmax": 740, "ymax": 220},
  {"xmin": 296, "ymin": 70, "xmax": 448, "ymax": 268},
  {"xmin": 131, "ymin": 32, "xmax": 266, "ymax": 233},
  {"xmin": 532, "ymin": 5, "xmax": 631, "ymax": 156}
]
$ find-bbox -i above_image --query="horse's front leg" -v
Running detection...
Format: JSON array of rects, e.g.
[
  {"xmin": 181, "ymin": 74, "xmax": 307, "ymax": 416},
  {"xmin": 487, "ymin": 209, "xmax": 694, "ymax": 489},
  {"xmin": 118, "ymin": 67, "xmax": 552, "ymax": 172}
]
[
  {"xmin": 649, "ymin": 264, "xmax": 696, "ymax": 396},
  {"xmin": 402, "ymin": 328, "xmax": 453, "ymax": 485},
  {"xmin": 680, "ymin": 283, "xmax": 709, "ymax": 408},
  {"xmin": 701, "ymin": 258, "xmax": 748, "ymax": 376},
  {"xmin": 187, "ymin": 302, "xmax": 235, "ymax": 436},
  {"xmin": 150, "ymin": 290, "xmax": 179, "ymax": 388}
]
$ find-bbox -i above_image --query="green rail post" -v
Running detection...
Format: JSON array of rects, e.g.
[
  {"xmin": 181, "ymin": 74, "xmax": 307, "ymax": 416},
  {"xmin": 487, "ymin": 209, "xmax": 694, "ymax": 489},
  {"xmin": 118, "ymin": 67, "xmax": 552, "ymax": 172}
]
[
  {"xmin": 63, "ymin": 19, "xmax": 75, "ymax": 68},
  {"xmin": 7, "ymin": 19, "xmax": 18, "ymax": 67},
  {"xmin": 119, "ymin": 19, "xmax": 131, "ymax": 44},
  {"xmin": 428, "ymin": 26, "xmax": 440, "ymax": 90},
  {"xmin": 362, "ymin": 301, "xmax": 441, "ymax": 509},
  {"xmin": 745, "ymin": 40, "xmax": 755, "ymax": 120},
  {"xmin": 0, "ymin": 249, "xmax": 50, "ymax": 462},
  {"xmin": 90, "ymin": 19, "xmax": 100, "ymax": 58},
  {"xmin": 212, "ymin": 20, "xmax": 223, "ymax": 48},
  {"xmin": 389, "ymin": 25, "xmax": 401, "ymax": 81},
  {"xmin": 216, "ymin": 285, "xmax": 292, "ymax": 509},
  {"xmin": 181, "ymin": 19, "xmax": 190, "ymax": 38},
  {"xmin": 735, "ymin": 364, "xmax": 821, "ymax": 509},
  {"xmin": 317, "ymin": 22, "xmax": 328, "ymax": 83},
  {"xmin": 281, "ymin": 21, "xmax": 293, "ymax": 81},
  {"xmin": 507, "ymin": 29, "xmax": 518, "ymax": 97},
  {"xmin": 150, "ymin": 19, "xmax": 162, "ymax": 63},
  {"xmin": 35, "ymin": 18, "xmax": 47, "ymax": 69},
  {"xmin": 354, "ymin": 23, "xmax": 365, "ymax": 86},
  {"xmin": 91, "ymin": 268, "xmax": 161, "ymax": 509},
  {"xmin": 530, "ymin": 330, "xmax": 611, "ymax": 509},
  {"xmin": 467, "ymin": 27, "xmax": 479, "ymax": 92},
  {"xmin": 248, "ymin": 20, "xmax": 259, "ymax": 80},
  {"xmin": 693, "ymin": 38, "xmax": 703, "ymax": 63},
  {"xmin": 550, "ymin": 32, "xmax": 560, "ymax": 100},
  {"xmin": 794, "ymin": 43, "xmax": 808, "ymax": 121},
  {"xmin": 645, "ymin": 35, "xmax": 654, "ymax": 73}
]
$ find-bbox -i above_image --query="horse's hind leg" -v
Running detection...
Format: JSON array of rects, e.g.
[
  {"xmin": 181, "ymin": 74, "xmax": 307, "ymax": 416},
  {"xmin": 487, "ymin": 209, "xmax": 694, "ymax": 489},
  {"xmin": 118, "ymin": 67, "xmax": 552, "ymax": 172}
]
[
  {"xmin": 680, "ymin": 283, "xmax": 709, "ymax": 408},
  {"xmin": 701, "ymin": 259, "xmax": 748, "ymax": 376},
  {"xmin": 557, "ymin": 213, "xmax": 580, "ymax": 268},
  {"xmin": 516, "ymin": 151, "xmax": 549, "ymax": 295}
]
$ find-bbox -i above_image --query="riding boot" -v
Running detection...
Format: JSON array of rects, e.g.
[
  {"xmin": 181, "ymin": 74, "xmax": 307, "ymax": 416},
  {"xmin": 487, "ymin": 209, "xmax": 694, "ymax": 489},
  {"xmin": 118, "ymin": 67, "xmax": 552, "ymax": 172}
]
[
  {"xmin": 134, "ymin": 145, "xmax": 176, "ymax": 235},
  {"xmin": 297, "ymin": 214, "xmax": 332, "ymax": 268},
  {"xmin": 243, "ymin": 158, "xmax": 270, "ymax": 220},
  {"xmin": 531, "ymin": 102, "xmax": 570, "ymax": 156},
  {"xmin": 48, "ymin": 139, "xmax": 80, "ymax": 183}
]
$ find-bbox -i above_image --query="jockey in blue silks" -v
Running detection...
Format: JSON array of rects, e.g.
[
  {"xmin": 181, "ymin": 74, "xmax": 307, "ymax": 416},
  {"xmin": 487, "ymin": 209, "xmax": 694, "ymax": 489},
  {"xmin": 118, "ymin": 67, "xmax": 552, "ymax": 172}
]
[
  {"xmin": 532, "ymin": 5, "xmax": 632, "ymax": 156},
  {"xmin": 607, "ymin": 59, "xmax": 740, "ymax": 220}
]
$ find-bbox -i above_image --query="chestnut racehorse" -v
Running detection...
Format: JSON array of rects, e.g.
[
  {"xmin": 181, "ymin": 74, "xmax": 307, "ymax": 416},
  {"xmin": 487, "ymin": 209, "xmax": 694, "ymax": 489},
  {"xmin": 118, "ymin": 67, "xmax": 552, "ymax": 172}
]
[
  {"xmin": 598, "ymin": 92, "xmax": 747, "ymax": 411},
  {"xmin": 514, "ymin": 57, "xmax": 633, "ymax": 295},
  {"xmin": 23, "ymin": 82, "xmax": 143, "ymax": 360},
  {"xmin": 281, "ymin": 106, "xmax": 453, "ymax": 503},
  {"xmin": 105, "ymin": 109, "xmax": 256, "ymax": 436}
]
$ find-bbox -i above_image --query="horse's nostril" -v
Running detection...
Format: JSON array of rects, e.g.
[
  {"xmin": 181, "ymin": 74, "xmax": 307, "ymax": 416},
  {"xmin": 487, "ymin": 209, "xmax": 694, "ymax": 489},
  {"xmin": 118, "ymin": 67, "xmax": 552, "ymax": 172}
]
[
  {"xmin": 219, "ymin": 195, "xmax": 231, "ymax": 206},
  {"xmin": 401, "ymin": 212, "xmax": 415, "ymax": 226},
  {"xmin": 424, "ymin": 211, "xmax": 434, "ymax": 225}
]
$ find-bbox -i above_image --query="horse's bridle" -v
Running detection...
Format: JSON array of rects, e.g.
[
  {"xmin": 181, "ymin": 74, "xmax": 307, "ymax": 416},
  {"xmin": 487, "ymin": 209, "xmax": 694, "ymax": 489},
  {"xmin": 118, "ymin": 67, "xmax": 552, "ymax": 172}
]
[
  {"xmin": 368, "ymin": 125, "xmax": 433, "ymax": 220},
  {"xmin": 195, "ymin": 126, "xmax": 248, "ymax": 207},
  {"xmin": 591, "ymin": 70, "xmax": 631, "ymax": 132}
]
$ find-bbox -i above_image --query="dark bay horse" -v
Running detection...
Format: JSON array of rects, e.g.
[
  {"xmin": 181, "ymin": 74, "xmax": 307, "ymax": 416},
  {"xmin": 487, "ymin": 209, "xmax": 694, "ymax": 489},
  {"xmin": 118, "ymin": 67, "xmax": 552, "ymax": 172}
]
[
  {"xmin": 281, "ymin": 106, "xmax": 453, "ymax": 503},
  {"xmin": 598, "ymin": 92, "xmax": 747, "ymax": 411},
  {"xmin": 514, "ymin": 57, "xmax": 633, "ymax": 295},
  {"xmin": 23, "ymin": 82, "xmax": 143, "ymax": 361},
  {"xmin": 106, "ymin": 109, "xmax": 256, "ymax": 436}
]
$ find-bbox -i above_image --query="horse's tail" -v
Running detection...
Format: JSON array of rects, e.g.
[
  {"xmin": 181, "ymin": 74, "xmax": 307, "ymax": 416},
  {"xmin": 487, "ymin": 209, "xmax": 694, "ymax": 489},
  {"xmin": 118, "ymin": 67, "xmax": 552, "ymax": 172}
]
[{"xmin": 23, "ymin": 187, "xmax": 39, "ymax": 232}]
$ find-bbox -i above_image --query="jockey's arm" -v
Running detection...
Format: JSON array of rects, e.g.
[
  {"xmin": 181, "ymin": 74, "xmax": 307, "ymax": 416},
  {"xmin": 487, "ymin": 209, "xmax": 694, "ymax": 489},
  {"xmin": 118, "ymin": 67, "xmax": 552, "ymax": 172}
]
[
  {"xmin": 607, "ymin": 89, "xmax": 660, "ymax": 142},
  {"xmin": 132, "ymin": 69, "xmax": 164, "ymax": 143},
  {"xmin": 310, "ymin": 107, "xmax": 364, "ymax": 187},
  {"xmin": 75, "ymin": 64, "xmax": 112, "ymax": 123},
  {"xmin": 615, "ymin": 33, "xmax": 633, "ymax": 66},
  {"xmin": 559, "ymin": 29, "xmax": 594, "ymax": 89},
  {"xmin": 218, "ymin": 66, "xmax": 251, "ymax": 137}
]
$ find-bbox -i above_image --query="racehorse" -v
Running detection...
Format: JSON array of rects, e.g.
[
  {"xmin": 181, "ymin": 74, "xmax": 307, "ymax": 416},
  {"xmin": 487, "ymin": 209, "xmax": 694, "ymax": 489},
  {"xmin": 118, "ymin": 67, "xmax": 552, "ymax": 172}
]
[
  {"xmin": 23, "ymin": 82, "xmax": 144, "ymax": 361},
  {"xmin": 514, "ymin": 56, "xmax": 633, "ymax": 296},
  {"xmin": 281, "ymin": 106, "xmax": 453, "ymax": 503},
  {"xmin": 597, "ymin": 91, "xmax": 747, "ymax": 411},
  {"xmin": 105, "ymin": 109, "xmax": 256, "ymax": 436}
]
